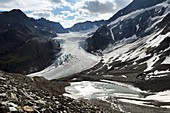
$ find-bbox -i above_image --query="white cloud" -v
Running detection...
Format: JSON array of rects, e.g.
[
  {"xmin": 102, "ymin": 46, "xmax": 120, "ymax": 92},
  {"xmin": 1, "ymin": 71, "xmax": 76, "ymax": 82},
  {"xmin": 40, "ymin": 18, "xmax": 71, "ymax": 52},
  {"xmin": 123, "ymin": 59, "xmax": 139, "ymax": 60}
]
[
  {"xmin": 0, "ymin": 0, "xmax": 132, "ymax": 28},
  {"xmin": 0, "ymin": 0, "xmax": 53, "ymax": 11},
  {"xmin": 28, "ymin": 11, "xmax": 54, "ymax": 18},
  {"xmin": 82, "ymin": 1, "xmax": 116, "ymax": 13},
  {"xmin": 0, "ymin": 0, "xmax": 13, "ymax": 3},
  {"xmin": 50, "ymin": 0, "xmax": 62, "ymax": 3}
]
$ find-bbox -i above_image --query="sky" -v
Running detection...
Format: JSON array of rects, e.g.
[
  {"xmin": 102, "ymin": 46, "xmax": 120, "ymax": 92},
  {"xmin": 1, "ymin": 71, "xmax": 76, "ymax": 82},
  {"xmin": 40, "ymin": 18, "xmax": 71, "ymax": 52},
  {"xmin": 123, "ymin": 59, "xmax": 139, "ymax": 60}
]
[{"xmin": 0, "ymin": 0, "xmax": 132, "ymax": 28}]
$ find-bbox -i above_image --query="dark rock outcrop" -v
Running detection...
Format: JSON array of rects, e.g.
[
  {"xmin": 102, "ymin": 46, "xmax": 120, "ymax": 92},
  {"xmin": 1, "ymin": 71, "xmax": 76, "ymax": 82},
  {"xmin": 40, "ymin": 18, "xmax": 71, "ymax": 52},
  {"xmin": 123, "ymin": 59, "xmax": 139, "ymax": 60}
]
[
  {"xmin": 0, "ymin": 9, "xmax": 57, "ymax": 37},
  {"xmin": 0, "ymin": 9, "xmax": 61, "ymax": 74},
  {"xmin": 36, "ymin": 18, "xmax": 68, "ymax": 33},
  {"xmin": 86, "ymin": 25, "xmax": 113, "ymax": 51}
]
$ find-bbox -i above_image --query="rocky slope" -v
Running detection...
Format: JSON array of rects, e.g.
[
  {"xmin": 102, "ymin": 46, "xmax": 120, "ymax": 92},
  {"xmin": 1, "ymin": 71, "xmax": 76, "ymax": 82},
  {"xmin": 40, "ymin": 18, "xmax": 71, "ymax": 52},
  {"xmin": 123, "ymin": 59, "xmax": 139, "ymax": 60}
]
[
  {"xmin": 2, "ymin": 71, "xmax": 170, "ymax": 113},
  {"xmin": 0, "ymin": 71, "xmax": 119, "ymax": 113},
  {"xmin": 0, "ymin": 9, "xmax": 61, "ymax": 74},
  {"xmin": 0, "ymin": 9, "xmax": 59, "ymax": 37}
]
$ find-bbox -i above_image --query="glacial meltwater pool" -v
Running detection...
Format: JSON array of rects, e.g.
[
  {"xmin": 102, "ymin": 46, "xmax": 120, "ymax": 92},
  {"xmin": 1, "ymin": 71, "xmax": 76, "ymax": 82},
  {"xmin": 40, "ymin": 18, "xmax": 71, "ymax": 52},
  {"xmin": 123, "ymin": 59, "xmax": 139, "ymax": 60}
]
[{"xmin": 64, "ymin": 81, "xmax": 142, "ymax": 99}]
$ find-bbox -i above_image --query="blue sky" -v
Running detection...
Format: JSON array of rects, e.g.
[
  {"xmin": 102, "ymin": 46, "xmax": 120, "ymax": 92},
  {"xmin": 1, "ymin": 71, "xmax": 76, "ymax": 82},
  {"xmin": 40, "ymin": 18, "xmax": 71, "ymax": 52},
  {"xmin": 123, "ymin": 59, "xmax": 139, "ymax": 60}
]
[{"xmin": 0, "ymin": 0, "xmax": 132, "ymax": 28}]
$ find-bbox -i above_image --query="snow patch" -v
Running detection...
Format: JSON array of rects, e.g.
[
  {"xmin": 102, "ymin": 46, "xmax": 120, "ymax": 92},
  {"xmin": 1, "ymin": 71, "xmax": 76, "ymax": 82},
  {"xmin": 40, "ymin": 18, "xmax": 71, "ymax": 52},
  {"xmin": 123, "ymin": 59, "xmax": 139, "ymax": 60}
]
[
  {"xmin": 121, "ymin": 75, "xmax": 127, "ymax": 78},
  {"xmin": 136, "ymin": 24, "xmax": 139, "ymax": 31},
  {"xmin": 144, "ymin": 54, "xmax": 160, "ymax": 72},
  {"xmin": 108, "ymin": 1, "xmax": 170, "ymax": 27},
  {"xmin": 110, "ymin": 28, "xmax": 115, "ymax": 41},
  {"xmin": 161, "ymin": 106, "xmax": 170, "ymax": 109},
  {"xmin": 146, "ymin": 90, "xmax": 170, "ymax": 102},
  {"xmin": 118, "ymin": 99, "xmax": 150, "ymax": 106},
  {"xmin": 162, "ymin": 56, "xmax": 170, "ymax": 64},
  {"xmin": 154, "ymin": 70, "xmax": 170, "ymax": 75},
  {"xmin": 146, "ymin": 32, "xmax": 170, "ymax": 48}
]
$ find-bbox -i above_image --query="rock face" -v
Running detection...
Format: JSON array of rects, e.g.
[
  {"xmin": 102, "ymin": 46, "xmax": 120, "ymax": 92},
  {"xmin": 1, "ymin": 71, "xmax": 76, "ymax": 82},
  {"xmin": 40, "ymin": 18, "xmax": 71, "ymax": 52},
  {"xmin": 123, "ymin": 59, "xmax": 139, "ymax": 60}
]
[
  {"xmin": 0, "ymin": 71, "xmax": 116, "ymax": 113},
  {"xmin": 0, "ymin": 9, "xmax": 58, "ymax": 37},
  {"xmin": 0, "ymin": 9, "xmax": 61, "ymax": 74},
  {"xmin": 108, "ymin": 0, "xmax": 167, "ymax": 23},
  {"xmin": 67, "ymin": 20, "xmax": 105, "ymax": 32},
  {"xmin": 86, "ymin": 25, "xmax": 113, "ymax": 51},
  {"xmin": 87, "ymin": 0, "xmax": 169, "ymax": 51},
  {"xmin": 36, "ymin": 18, "xmax": 68, "ymax": 33}
]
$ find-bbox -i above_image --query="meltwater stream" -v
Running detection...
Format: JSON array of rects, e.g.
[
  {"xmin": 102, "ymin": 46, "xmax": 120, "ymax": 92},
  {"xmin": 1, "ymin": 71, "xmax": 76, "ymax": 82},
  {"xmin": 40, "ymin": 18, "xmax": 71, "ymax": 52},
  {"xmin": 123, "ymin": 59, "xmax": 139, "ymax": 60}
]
[{"xmin": 64, "ymin": 81, "xmax": 141, "ymax": 99}]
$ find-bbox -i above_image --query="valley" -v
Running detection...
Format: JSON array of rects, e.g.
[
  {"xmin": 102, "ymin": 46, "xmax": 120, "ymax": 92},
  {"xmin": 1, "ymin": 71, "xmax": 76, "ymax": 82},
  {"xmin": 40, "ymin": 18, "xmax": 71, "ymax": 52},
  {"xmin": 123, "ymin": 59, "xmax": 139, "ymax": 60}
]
[
  {"xmin": 28, "ymin": 30, "xmax": 100, "ymax": 80},
  {"xmin": 28, "ymin": 29, "xmax": 170, "ymax": 112},
  {"xmin": 0, "ymin": 0, "xmax": 170, "ymax": 113}
]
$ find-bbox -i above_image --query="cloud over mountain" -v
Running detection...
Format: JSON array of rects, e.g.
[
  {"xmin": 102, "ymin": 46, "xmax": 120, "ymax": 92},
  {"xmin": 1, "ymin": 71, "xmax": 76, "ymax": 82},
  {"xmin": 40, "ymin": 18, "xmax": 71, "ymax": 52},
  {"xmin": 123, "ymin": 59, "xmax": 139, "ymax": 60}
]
[
  {"xmin": 82, "ymin": 1, "xmax": 116, "ymax": 13},
  {"xmin": 0, "ymin": 0, "xmax": 132, "ymax": 28}
]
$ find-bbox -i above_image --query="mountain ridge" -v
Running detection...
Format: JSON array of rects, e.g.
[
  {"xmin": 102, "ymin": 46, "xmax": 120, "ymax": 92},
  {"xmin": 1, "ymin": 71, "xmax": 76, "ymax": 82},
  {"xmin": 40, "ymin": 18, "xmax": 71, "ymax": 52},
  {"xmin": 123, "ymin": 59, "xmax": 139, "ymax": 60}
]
[
  {"xmin": 87, "ymin": 0, "xmax": 170, "ymax": 51},
  {"xmin": 0, "ymin": 9, "xmax": 61, "ymax": 74},
  {"xmin": 36, "ymin": 17, "xmax": 68, "ymax": 33},
  {"xmin": 108, "ymin": 0, "xmax": 167, "ymax": 23},
  {"xmin": 67, "ymin": 20, "xmax": 106, "ymax": 32}
]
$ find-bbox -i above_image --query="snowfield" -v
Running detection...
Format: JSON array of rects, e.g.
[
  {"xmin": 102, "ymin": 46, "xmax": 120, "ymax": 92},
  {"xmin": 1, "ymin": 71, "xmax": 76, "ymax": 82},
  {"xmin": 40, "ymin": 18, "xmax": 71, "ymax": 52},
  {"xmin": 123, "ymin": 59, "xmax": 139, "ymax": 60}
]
[
  {"xmin": 101, "ymin": 30, "xmax": 170, "ymax": 72},
  {"xmin": 28, "ymin": 31, "xmax": 100, "ymax": 80}
]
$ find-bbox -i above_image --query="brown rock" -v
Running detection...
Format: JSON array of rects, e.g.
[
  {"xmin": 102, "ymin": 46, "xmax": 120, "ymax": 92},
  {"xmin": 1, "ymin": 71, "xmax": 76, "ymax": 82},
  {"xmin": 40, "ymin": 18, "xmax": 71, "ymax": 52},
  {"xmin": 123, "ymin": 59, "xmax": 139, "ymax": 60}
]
[{"xmin": 22, "ymin": 106, "xmax": 34, "ymax": 112}]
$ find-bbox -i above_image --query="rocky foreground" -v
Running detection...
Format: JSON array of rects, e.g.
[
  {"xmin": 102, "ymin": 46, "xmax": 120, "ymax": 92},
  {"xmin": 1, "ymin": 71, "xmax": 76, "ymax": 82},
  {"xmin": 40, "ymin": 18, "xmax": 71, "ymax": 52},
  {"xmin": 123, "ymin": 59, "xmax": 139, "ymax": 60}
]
[
  {"xmin": 0, "ymin": 71, "xmax": 120, "ymax": 113},
  {"xmin": 1, "ymin": 71, "xmax": 170, "ymax": 113}
]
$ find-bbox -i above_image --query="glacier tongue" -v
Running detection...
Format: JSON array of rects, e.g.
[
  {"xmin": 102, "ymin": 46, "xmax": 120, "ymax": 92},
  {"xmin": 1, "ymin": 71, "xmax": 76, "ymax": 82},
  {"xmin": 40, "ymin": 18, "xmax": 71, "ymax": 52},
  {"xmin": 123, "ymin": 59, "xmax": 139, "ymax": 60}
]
[{"xmin": 27, "ymin": 32, "xmax": 100, "ymax": 80}]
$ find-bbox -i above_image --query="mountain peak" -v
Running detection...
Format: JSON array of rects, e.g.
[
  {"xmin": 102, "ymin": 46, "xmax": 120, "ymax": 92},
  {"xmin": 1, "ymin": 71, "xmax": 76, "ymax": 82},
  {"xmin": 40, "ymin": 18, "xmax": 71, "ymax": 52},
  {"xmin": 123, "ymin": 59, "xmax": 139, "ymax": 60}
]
[
  {"xmin": 109, "ymin": 0, "xmax": 167, "ymax": 22},
  {"xmin": 38, "ymin": 17, "xmax": 48, "ymax": 21},
  {"xmin": 9, "ymin": 9, "xmax": 26, "ymax": 16},
  {"xmin": 36, "ymin": 17, "xmax": 68, "ymax": 33},
  {"xmin": 1, "ymin": 9, "xmax": 27, "ymax": 20},
  {"xmin": 10, "ymin": 9, "xmax": 22, "ymax": 12}
]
